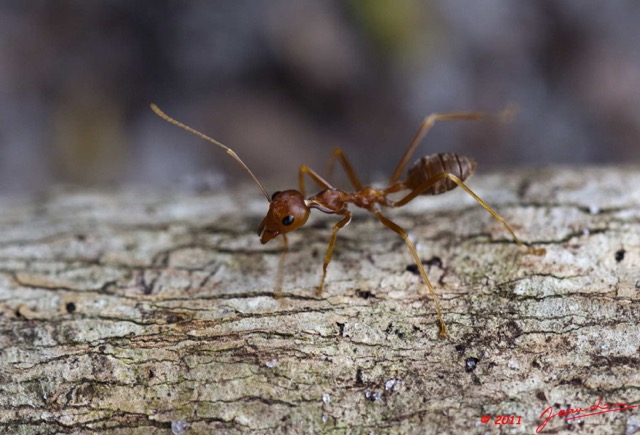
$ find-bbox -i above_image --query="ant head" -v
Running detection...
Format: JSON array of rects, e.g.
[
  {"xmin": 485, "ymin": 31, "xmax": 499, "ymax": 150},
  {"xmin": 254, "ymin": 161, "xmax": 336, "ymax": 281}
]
[{"xmin": 258, "ymin": 190, "xmax": 310, "ymax": 244}]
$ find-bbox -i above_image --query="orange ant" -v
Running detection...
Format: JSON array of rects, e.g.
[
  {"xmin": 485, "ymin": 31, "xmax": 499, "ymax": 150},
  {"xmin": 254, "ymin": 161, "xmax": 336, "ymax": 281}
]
[{"xmin": 151, "ymin": 103, "xmax": 545, "ymax": 338}]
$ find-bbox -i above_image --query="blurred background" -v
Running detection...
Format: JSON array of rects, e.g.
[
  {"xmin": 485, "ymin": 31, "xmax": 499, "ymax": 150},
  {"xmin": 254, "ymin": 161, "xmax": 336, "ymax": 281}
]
[{"xmin": 1, "ymin": 1, "xmax": 639, "ymax": 195}]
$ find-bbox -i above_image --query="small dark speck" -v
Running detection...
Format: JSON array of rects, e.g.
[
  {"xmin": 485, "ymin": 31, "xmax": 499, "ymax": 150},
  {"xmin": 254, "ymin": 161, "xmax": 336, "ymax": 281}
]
[
  {"xmin": 166, "ymin": 313, "xmax": 178, "ymax": 324},
  {"xmin": 465, "ymin": 357, "xmax": 479, "ymax": 373},
  {"xmin": 356, "ymin": 290, "xmax": 373, "ymax": 299},
  {"xmin": 98, "ymin": 345, "xmax": 107, "ymax": 352},
  {"xmin": 407, "ymin": 258, "xmax": 442, "ymax": 275},
  {"xmin": 395, "ymin": 329, "xmax": 405, "ymax": 339},
  {"xmin": 336, "ymin": 322, "xmax": 345, "ymax": 337},
  {"xmin": 536, "ymin": 391, "xmax": 547, "ymax": 401},
  {"xmin": 149, "ymin": 369, "xmax": 155, "ymax": 379},
  {"xmin": 424, "ymin": 256, "xmax": 442, "ymax": 268},
  {"xmin": 356, "ymin": 368, "xmax": 363, "ymax": 385},
  {"xmin": 66, "ymin": 302, "xmax": 76, "ymax": 314},
  {"xmin": 14, "ymin": 308, "xmax": 22, "ymax": 318},
  {"xmin": 385, "ymin": 323, "xmax": 393, "ymax": 334},
  {"xmin": 455, "ymin": 344, "xmax": 466, "ymax": 356},
  {"xmin": 75, "ymin": 234, "xmax": 86, "ymax": 241},
  {"xmin": 405, "ymin": 264, "xmax": 419, "ymax": 275},
  {"xmin": 615, "ymin": 249, "xmax": 625, "ymax": 262}
]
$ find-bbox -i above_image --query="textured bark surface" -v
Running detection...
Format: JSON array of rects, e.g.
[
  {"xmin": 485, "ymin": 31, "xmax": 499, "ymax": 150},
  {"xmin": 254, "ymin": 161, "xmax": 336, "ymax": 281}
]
[{"xmin": 0, "ymin": 167, "xmax": 639, "ymax": 434}]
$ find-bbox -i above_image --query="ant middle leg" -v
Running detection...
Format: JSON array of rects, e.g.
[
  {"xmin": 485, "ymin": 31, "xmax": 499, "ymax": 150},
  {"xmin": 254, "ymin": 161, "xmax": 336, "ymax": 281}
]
[
  {"xmin": 372, "ymin": 210, "xmax": 449, "ymax": 339},
  {"xmin": 316, "ymin": 211, "xmax": 352, "ymax": 296},
  {"xmin": 390, "ymin": 172, "xmax": 545, "ymax": 256},
  {"xmin": 299, "ymin": 165, "xmax": 333, "ymax": 197}
]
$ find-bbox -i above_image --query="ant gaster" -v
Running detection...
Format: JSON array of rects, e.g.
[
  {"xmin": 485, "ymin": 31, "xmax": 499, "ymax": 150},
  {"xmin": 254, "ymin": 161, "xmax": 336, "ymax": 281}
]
[{"xmin": 151, "ymin": 103, "xmax": 545, "ymax": 339}]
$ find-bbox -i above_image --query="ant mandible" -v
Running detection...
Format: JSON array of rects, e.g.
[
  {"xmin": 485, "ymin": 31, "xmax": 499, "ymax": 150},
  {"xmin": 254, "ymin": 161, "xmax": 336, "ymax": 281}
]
[{"xmin": 151, "ymin": 103, "xmax": 545, "ymax": 339}]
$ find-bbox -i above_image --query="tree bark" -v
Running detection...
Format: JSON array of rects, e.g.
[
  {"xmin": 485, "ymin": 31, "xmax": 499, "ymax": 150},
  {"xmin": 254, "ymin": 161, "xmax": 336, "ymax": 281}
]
[{"xmin": 0, "ymin": 167, "xmax": 639, "ymax": 434}]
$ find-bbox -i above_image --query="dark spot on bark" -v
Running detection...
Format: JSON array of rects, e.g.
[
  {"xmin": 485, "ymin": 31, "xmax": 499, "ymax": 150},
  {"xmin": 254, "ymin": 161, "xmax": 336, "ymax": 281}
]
[
  {"xmin": 455, "ymin": 344, "xmax": 466, "ymax": 356},
  {"xmin": 537, "ymin": 391, "xmax": 547, "ymax": 401},
  {"xmin": 395, "ymin": 329, "xmax": 405, "ymax": 339},
  {"xmin": 336, "ymin": 322, "xmax": 345, "ymax": 337},
  {"xmin": 75, "ymin": 234, "xmax": 86, "ymax": 241},
  {"xmin": 385, "ymin": 323, "xmax": 393, "ymax": 334},
  {"xmin": 166, "ymin": 313, "xmax": 178, "ymax": 324},
  {"xmin": 424, "ymin": 256, "xmax": 443, "ymax": 268},
  {"xmin": 356, "ymin": 290, "xmax": 373, "ymax": 299},
  {"xmin": 560, "ymin": 377, "xmax": 583, "ymax": 386},
  {"xmin": 412, "ymin": 325, "xmax": 421, "ymax": 332},
  {"xmin": 98, "ymin": 345, "xmax": 106, "ymax": 352},
  {"xmin": 405, "ymin": 264, "xmax": 419, "ymax": 275},
  {"xmin": 356, "ymin": 368, "xmax": 363, "ymax": 385},
  {"xmin": 531, "ymin": 359, "xmax": 542, "ymax": 369},
  {"xmin": 14, "ymin": 308, "xmax": 21, "ymax": 318},
  {"xmin": 615, "ymin": 249, "xmax": 625, "ymax": 262},
  {"xmin": 407, "ymin": 257, "xmax": 443, "ymax": 275},
  {"xmin": 517, "ymin": 178, "xmax": 531, "ymax": 199},
  {"xmin": 66, "ymin": 302, "xmax": 76, "ymax": 314},
  {"xmin": 506, "ymin": 320, "xmax": 522, "ymax": 339},
  {"xmin": 149, "ymin": 369, "xmax": 155, "ymax": 379},
  {"xmin": 465, "ymin": 357, "xmax": 479, "ymax": 372}
]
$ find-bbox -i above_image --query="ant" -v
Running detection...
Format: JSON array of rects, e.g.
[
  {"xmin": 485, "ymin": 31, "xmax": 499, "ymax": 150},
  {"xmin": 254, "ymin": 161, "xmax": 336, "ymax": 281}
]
[{"xmin": 151, "ymin": 103, "xmax": 545, "ymax": 338}]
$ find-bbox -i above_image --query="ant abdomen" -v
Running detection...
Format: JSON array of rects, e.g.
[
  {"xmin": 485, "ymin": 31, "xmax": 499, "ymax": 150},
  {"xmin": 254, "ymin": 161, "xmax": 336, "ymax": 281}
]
[{"xmin": 405, "ymin": 152, "xmax": 477, "ymax": 195}]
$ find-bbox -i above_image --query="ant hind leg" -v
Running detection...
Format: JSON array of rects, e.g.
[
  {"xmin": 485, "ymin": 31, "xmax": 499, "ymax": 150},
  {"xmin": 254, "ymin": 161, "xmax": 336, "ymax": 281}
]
[{"xmin": 389, "ymin": 172, "xmax": 545, "ymax": 256}]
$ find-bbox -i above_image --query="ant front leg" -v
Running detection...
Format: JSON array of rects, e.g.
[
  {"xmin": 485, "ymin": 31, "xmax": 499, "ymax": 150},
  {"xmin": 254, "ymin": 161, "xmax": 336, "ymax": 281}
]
[
  {"xmin": 325, "ymin": 147, "xmax": 364, "ymax": 190},
  {"xmin": 316, "ymin": 211, "xmax": 351, "ymax": 296},
  {"xmin": 391, "ymin": 172, "xmax": 545, "ymax": 256},
  {"xmin": 274, "ymin": 234, "xmax": 288, "ymax": 298},
  {"xmin": 372, "ymin": 210, "xmax": 448, "ymax": 339}
]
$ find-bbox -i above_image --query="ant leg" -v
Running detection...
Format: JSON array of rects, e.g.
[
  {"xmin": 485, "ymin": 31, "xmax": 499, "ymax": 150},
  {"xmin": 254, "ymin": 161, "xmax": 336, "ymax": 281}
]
[
  {"xmin": 390, "ymin": 172, "xmax": 545, "ymax": 256},
  {"xmin": 389, "ymin": 107, "xmax": 516, "ymax": 185},
  {"xmin": 316, "ymin": 211, "xmax": 352, "ymax": 296},
  {"xmin": 274, "ymin": 234, "xmax": 288, "ymax": 298},
  {"xmin": 325, "ymin": 147, "xmax": 364, "ymax": 190},
  {"xmin": 299, "ymin": 165, "xmax": 333, "ymax": 197},
  {"xmin": 372, "ymin": 210, "xmax": 448, "ymax": 339}
]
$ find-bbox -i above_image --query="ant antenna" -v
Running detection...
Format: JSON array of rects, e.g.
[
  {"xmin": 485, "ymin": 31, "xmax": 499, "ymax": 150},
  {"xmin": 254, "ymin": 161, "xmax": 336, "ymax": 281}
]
[{"xmin": 150, "ymin": 103, "xmax": 271, "ymax": 202}]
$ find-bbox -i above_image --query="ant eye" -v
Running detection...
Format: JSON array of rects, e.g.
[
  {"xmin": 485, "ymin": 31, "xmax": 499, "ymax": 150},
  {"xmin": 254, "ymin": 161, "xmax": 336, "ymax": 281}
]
[
  {"xmin": 282, "ymin": 215, "xmax": 294, "ymax": 226},
  {"xmin": 271, "ymin": 191, "xmax": 281, "ymax": 201}
]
